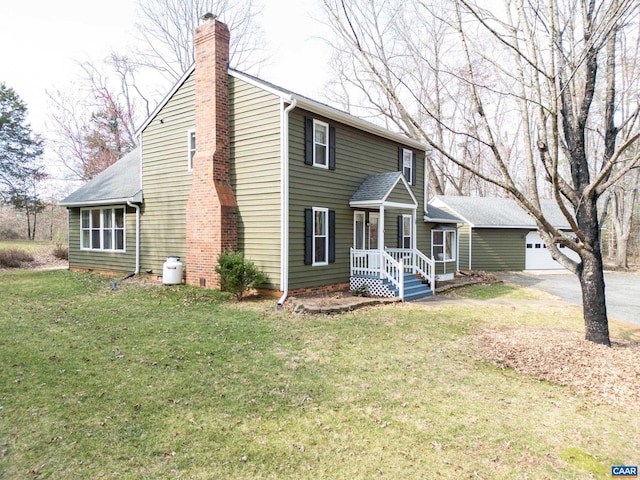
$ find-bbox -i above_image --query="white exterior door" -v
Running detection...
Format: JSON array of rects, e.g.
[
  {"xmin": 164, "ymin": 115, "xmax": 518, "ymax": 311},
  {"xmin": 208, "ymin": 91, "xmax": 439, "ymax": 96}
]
[{"xmin": 525, "ymin": 232, "xmax": 580, "ymax": 270}]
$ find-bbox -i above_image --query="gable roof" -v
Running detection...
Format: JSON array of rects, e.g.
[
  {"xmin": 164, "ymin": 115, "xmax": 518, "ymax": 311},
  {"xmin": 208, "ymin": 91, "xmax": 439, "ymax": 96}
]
[
  {"xmin": 136, "ymin": 66, "xmax": 427, "ymax": 152},
  {"xmin": 350, "ymin": 172, "xmax": 418, "ymax": 208},
  {"xmin": 59, "ymin": 148, "xmax": 142, "ymax": 207},
  {"xmin": 431, "ymin": 195, "xmax": 573, "ymax": 229}
]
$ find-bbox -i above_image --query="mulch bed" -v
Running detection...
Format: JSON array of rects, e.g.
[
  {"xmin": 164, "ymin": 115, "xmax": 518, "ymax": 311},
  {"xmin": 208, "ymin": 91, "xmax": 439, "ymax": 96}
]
[{"xmin": 472, "ymin": 327, "xmax": 640, "ymax": 409}]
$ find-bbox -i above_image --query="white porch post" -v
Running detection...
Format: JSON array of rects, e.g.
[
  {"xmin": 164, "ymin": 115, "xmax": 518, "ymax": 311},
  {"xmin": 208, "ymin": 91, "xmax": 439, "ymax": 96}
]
[
  {"xmin": 379, "ymin": 205, "xmax": 385, "ymax": 279},
  {"xmin": 412, "ymin": 207, "xmax": 417, "ymax": 273}
]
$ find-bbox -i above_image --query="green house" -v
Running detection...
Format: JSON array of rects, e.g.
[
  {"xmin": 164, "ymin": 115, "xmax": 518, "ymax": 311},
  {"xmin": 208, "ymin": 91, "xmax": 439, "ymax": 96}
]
[{"xmin": 60, "ymin": 18, "xmax": 457, "ymax": 302}]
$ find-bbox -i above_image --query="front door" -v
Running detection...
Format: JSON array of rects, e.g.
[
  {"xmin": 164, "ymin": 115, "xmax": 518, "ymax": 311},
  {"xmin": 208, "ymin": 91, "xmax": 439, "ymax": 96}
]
[{"xmin": 353, "ymin": 211, "xmax": 381, "ymax": 271}]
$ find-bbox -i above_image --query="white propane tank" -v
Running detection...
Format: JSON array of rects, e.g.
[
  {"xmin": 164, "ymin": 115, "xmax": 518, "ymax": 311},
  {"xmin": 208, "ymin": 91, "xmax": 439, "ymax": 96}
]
[{"xmin": 162, "ymin": 256, "xmax": 183, "ymax": 285}]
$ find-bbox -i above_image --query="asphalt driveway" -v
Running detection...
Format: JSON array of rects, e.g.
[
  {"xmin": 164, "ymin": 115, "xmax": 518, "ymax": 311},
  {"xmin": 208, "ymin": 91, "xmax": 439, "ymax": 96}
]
[{"xmin": 498, "ymin": 271, "xmax": 640, "ymax": 328}]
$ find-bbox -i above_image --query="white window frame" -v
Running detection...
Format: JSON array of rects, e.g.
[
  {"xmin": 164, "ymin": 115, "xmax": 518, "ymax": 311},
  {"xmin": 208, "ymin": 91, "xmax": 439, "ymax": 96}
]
[
  {"xmin": 402, "ymin": 148, "xmax": 413, "ymax": 183},
  {"xmin": 313, "ymin": 207, "xmax": 329, "ymax": 266},
  {"xmin": 401, "ymin": 214, "xmax": 413, "ymax": 249},
  {"xmin": 313, "ymin": 120, "xmax": 329, "ymax": 169},
  {"xmin": 80, "ymin": 207, "xmax": 126, "ymax": 252},
  {"xmin": 187, "ymin": 130, "xmax": 196, "ymax": 171},
  {"xmin": 432, "ymin": 228, "xmax": 456, "ymax": 262},
  {"xmin": 354, "ymin": 211, "xmax": 366, "ymax": 249}
]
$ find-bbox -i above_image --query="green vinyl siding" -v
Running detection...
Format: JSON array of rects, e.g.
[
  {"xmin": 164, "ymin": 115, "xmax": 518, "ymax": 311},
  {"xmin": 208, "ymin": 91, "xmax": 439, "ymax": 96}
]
[
  {"xmin": 68, "ymin": 206, "xmax": 137, "ymax": 272},
  {"xmin": 139, "ymin": 72, "xmax": 195, "ymax": 274},
  {"xmin": 229, "ymin": 76, "xmax": 282, "ymax": 289},
  {"xmin": 459, "ymin": 224, "xmax": 471, "ymax": 270},
  {"xmin": 471, "ymin": 228, "xmax": 527, "ymax": 271},
  {"xmin": 386, "ymin": 183, "xmax": 416, "ymax": 206},
  {"xmin": 287, "ymin": 109, "xmax": 426, "ymax": 289}
]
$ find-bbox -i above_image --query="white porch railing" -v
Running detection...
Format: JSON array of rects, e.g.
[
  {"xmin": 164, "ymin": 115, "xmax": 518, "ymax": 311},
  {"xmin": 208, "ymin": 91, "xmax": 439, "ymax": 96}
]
[
  {"xmin": 382, "ymin": 250, "xmax": 404, "ymax": 300},
  {"xmin": 385, "ymin": 248, "xmax": 435, "ymax": 289},
  {"xmin": 350, "ymin": 248, "xmax": 435, "ymax": 299}
]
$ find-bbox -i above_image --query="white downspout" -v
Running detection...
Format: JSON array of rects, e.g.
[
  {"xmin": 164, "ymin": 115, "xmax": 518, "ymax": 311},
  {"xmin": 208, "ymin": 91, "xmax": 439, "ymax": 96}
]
[
  {"xmin": 277, "ymin": 97, "xmax": 297, "ymax": 306},
  {"xmin": 127, "ymin": 200, "xmax": 140, "ymax": 274}
]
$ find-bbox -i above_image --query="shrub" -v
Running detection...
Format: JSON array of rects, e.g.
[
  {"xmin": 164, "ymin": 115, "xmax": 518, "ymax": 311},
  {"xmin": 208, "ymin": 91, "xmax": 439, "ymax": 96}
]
[
  {"xmin": 0, "ymin": 249, "xmax": 35, "ymax": 268},
  {"xmin": 52, "ymin": 244, "xmax": 69, "ymax": 260},
  {"xmin": 0, "ymin": 227, "xmax": 21, "ymax": 240},
  {"xmin": 215, "ymin": 251, "xmax": 267, "ymax": 301}
]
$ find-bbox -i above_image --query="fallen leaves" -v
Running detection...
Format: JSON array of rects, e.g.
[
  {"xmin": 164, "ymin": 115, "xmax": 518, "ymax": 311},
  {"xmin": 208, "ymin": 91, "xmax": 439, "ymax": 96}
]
[{"xmin": 471, "ymin": 327, "xmax": 640, "ymax": 408}]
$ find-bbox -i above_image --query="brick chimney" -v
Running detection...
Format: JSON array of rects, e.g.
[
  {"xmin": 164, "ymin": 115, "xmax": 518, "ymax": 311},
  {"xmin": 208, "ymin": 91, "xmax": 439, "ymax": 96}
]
[{"xmin": 185, "ymin": 16, "xmax": 237, "ymax": 288}]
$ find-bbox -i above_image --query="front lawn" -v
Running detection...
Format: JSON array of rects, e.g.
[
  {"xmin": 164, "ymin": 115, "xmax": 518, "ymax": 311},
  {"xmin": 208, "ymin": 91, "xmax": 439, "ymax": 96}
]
[{"xmin": 0, "ymin": 270, "xmax": 637, "ymax": 479}]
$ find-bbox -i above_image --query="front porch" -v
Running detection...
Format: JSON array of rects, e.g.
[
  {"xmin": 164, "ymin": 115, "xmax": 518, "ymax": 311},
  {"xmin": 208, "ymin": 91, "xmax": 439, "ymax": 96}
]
[
  {"xmin": 350, "ymin": 247, "xmax": 434, "ymax": 301},
  {"xmin": 348, "ymin": 171, "xmax": 435, "ymax": 301}
]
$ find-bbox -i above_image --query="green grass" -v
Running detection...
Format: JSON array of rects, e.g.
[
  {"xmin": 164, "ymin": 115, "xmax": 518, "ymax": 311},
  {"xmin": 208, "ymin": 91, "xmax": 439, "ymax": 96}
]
[
  {"xmin": 0, "ymin": 270, "xmax": 637, "ymax": 479},
  {"xmin": 442, "ymin": 281, "xmax": 556, "ymax": 300}
]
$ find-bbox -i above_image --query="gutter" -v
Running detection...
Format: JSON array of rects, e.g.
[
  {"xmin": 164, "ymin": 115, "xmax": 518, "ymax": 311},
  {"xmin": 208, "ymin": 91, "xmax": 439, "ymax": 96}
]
[{"xmin": 277, "ymin": 97, "xmax": 297, "ymax": 306}]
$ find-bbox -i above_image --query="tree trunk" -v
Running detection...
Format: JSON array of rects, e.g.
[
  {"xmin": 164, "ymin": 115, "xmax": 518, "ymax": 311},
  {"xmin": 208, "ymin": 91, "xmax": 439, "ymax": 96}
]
[
  {"xmin": 31, "ymin": 211, "xmax": 37, "ymax": 240},
  {"xmin": 579, "ymin": 251, "xmax": 611, "ymax": 346},
  {"xmin": 26, "ymin": 209, "xmax": 32, "ymax": 240},
  {"xmin": 616, "ymin": 234, "xmax": 629, "ymax": 268}
]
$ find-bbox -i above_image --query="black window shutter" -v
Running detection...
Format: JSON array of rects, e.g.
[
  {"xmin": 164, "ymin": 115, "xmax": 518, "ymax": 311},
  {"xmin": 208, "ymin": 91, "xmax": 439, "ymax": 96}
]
[
  {"xmin": 329, "ymin": 210, "xmax": 336, "ymax": 263},
  {"xmin": 398, "ymin": 147, "xmax": 403, "ymax": 172},
  {"xmin": 397, "ymin": 216, "xmax": 403, "ymax": 248},
  {"xmin": 304, "ymin": 117, "xmax": 313, "ymax": 165},
  {"xmin": 411, "ymin": 151, "xmax": 417, "ymax": 186},
  {"xmin": 329, "ymin": 125, "xmax": 336, "ymax": 170},
  {"xmin": 304, "ymin": 208, "xmax": 313, "ymax": 265}
]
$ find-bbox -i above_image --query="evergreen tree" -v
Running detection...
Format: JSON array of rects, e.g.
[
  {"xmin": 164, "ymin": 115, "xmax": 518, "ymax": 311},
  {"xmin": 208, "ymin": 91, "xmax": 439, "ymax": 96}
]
[{"xmin": 0, "ymin": 83, "xmax": 46, "ymax": 239}]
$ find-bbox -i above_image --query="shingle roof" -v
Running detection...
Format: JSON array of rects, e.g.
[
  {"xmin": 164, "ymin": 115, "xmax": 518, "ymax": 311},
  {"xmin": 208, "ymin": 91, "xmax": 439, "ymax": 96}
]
[
  {"xmin": 432, "ymin": 195, "xmax": 573, "ymax": 229},
  {"xmin": 137, "ymin": 67, "xmax": 427, "ymax": 152},
  {"xmin": 424, "ymin": 204, "xmax": 461, "ymax": 223},
  {"xmin": 350, "ymin": 172, "xmax": 403, "ymax": 203},
  {"xmin": 59, "ymin": 148, "xmax": 142, "ymax": 207}
]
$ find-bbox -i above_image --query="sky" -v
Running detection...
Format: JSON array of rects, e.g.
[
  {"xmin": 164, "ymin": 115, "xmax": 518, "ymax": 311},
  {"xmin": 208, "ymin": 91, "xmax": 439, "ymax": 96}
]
[{"xmin": 0, "ymin": 0, "xmax": 332, "ymax": 136}]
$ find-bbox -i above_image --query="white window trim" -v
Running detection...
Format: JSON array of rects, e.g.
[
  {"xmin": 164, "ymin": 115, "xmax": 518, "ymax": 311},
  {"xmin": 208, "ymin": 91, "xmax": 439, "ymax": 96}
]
[
  {"xmin": 402, "ymin": 148, "xmax": 413, "ymax": 183},
  {"xmin": 187, "ymin": 130, "xmax": 196, "ymax": 171},
  {"xmin": 432, "ymin": 228, "xmax": 456, "ymax": 262},
  {"xmin": 313, "ymin": 207, "xmax": 329, "ymax": 266},
  {"xmin": 401, "ymin": 214, "xmax": 413, "ymax": 249},
  {"xmin": 354, "ymin": 211, "xmax": 366, "ymax": 249},
  {"xmin": 80, "ymin": 207, "xmax": 126, "ymax": 252},
  {"xmin": 313, "ymin": 119, "xmax": 330, "ymax": 169}
]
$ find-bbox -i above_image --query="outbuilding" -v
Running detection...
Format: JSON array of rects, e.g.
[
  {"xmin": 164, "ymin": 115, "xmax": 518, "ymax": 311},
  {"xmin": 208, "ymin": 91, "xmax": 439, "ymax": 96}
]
[{"xmin": 429, "ymin": 196, "xmax": 580, "ymax": 271}]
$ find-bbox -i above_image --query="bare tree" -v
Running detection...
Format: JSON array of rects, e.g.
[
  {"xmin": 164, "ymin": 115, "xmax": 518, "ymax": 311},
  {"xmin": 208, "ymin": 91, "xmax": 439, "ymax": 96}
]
[
  {"xmin": 606, "ymin": 160, "xmax": 640, "ymax": 267},
  {"xmin": 601, "ymin": 21, "xmax": 640, "ymax": 268},
  {"xmin": 47, "ymin": 55, "xmax": 146, "ymax": 180},
  {"xmin": 322, "ymin": 0, "xmax": 640, "ymax": 345},
  {"xmin": 133, "ymin": 0, "xmax": 266, "ymax": 83}
]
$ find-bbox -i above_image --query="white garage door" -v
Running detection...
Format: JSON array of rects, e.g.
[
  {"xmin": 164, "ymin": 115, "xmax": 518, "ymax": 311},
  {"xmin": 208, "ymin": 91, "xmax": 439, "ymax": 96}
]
[{"xmin": 525, "ymin": 232, "xmax": 580, "ymax": 270}]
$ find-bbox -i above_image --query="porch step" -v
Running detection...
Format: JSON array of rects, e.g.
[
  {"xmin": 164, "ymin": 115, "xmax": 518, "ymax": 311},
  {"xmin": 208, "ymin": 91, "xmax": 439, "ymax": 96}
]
[{"xmin": 383, "ymin": 274, "xmax": 433, "ymax": 301}]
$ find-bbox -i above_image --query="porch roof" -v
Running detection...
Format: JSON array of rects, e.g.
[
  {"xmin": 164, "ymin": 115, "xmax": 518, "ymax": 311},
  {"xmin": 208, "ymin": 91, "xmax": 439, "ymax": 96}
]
[{"xmin": 349, "ymin": 172, "xmax": 418, "ymax": 209}]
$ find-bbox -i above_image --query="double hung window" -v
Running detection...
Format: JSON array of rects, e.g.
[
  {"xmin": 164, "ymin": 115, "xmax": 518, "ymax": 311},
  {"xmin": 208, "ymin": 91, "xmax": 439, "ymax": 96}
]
[
  {"xmin": 304, "ymin": 117, "xmax": 336, "ymax": 170},
  {"xmin": 187, "ymin": 130, "xmax": 196, "ymax": 170},
  {"xmin": 304, "ymin": 207, "xmax": 336, "ymax": 266},
  {"xmin": 313, "ymin": 121, "xmax": 329, "ymax": 168},
  {"xmin": 313, "ymin": 207, "xmax": 328, "ymax": 265}
]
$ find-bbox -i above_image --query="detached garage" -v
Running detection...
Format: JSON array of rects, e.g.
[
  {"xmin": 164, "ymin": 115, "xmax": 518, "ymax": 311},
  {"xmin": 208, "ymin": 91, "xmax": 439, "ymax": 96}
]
[
  {"xmin": 525, "ymin": 231, "xmax": 580, "ymax": 270},
  {"xmin": 429, "ymin": 196, "xmax": 580, "ymax": 272}
]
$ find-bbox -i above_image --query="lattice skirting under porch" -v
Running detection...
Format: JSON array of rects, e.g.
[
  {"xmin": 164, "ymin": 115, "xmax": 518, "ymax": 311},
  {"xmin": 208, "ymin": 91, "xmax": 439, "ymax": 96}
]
[{"xmin": 350, "ymin": 276, "xmax": 397, "ymax": 298}]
